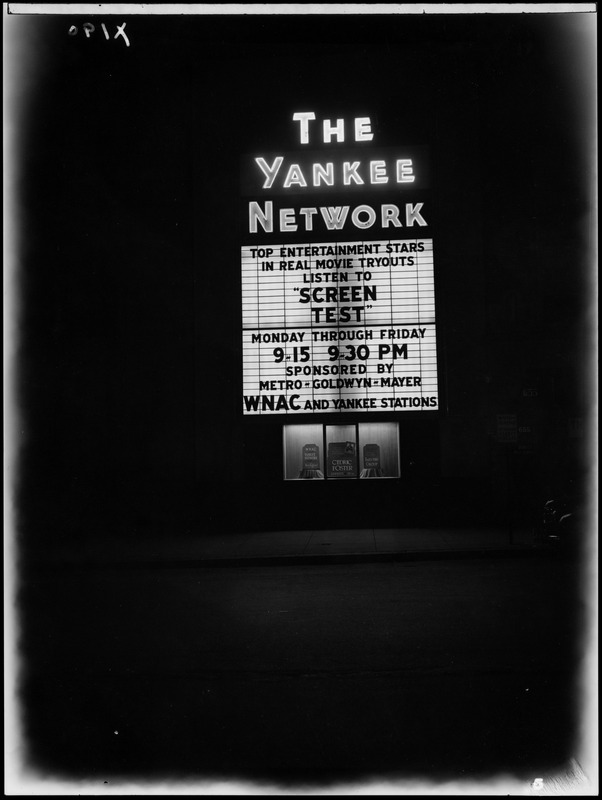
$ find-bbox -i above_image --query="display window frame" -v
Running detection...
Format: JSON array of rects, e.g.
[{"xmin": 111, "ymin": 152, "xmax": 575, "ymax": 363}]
[{"xmin": 283, "ymin": 422, "xmax": 400, "ymax": 480}]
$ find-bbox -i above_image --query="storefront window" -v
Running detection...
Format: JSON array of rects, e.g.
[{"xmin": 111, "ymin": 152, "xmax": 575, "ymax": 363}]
[
  {"xmin": 282, "ymin": 424, "xmax": 325, "ymax": 480},
  {"xmin": 358, "ymin": 422, "xmax": 401, "ymax": 478},
  {"xmin": 283, "ymin": 423, "xmax": 399, "ymax": 480}
]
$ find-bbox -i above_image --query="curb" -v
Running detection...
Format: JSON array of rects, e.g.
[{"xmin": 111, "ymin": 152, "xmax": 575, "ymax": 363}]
[{"xmin": 35, "ymin": 545, "xmax": 549, "ymax": 570}]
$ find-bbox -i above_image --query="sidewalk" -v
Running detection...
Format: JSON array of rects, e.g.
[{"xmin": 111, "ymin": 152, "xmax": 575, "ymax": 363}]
[{"xmin": 35, "ymin": 526, "xmax": 542, "ymax": 568}]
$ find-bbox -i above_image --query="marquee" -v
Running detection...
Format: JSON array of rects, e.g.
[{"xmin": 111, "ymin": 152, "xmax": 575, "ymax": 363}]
[{"xmin": 241, "ymin": 113, "xmax": 439, "ymax": 416}]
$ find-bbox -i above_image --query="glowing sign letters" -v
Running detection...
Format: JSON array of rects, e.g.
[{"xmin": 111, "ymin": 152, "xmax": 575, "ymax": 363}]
[{"xmin": 292, "ymin": 112, "xmax": 374, "ymax": 144}]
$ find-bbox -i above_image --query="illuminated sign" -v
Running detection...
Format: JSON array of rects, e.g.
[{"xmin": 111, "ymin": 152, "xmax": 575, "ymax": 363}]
[{"xmin": 241, "ymin": 112, "xmax": 438, "ymax": 416}]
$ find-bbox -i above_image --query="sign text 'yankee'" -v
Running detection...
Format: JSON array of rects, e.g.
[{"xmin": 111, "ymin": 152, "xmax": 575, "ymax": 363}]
[{"xmin": 246, "ymin": 112, "xmax": 428, "ymax": 235}]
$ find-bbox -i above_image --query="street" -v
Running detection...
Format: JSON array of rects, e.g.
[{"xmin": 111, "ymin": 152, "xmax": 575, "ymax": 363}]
[{"xmin": 19, "ymin": 554, "xmax": 587, "ymax": 787}]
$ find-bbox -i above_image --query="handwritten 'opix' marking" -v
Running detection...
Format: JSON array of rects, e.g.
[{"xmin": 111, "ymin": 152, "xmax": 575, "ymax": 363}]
[{"xmin": 67, "ymin": 22, "xmax": 130, "ymax": 47}]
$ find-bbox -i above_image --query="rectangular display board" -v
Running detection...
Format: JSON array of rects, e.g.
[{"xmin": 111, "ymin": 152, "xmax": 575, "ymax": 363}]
[{"xmin": 242, "ymin": 237, "xmax": 438, "ymax": 415}]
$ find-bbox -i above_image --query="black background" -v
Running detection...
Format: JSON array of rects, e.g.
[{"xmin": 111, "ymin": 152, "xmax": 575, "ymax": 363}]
[
  {"xmin": 8, "ymin": 9, "xmax": 596, "ymax": 787},
  {"xmin": 13, "ymin": 11, "xmax": 594, "ymax": 540}
]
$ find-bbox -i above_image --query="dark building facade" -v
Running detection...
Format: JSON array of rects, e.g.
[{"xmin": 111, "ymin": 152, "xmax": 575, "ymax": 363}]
[{"xmin": 14, "ymin": 11, "xmax": 595, "ymax": 544}]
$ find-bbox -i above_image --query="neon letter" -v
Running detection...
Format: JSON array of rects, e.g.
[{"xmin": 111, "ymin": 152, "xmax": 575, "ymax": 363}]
[
  {"xmin": 292, "ymin": 112, "xmax": 316, "ymax": 144},
  {"xmin": 280, "ymin": 208, "xmax": 298, "ymax": 232},
  {"xmin": 313, "ymin": 163, "xmax": 334, "ymax": 186},
  {"xmin": 283, "ymin": 164, "xmax": 307, "ymax": 189},
  {"xmin": 299, "ymin": 208, "xmax": 318, "ymax": 230},
  {"xmin": 320, "ymin": 206, "xmax": 349, "ymax": 230},
  {"xmin": 343, "ymin": 162, "xmax": 364, "ymax": 186},
  {"xmin": 249, "ymin": 201, "xmax": 273, "ymax": 233},
  {"xmin": 381, "ymin": 205, "xmax": 402, "ymax": 227},
  {"xmin": 370, "ymin": 161, "xmax": 388, "ymax": 184},
  {"xmin": 396, "ymin": 159, "xmax": 415, "ymax": 183},
  {"xmin": 323, "ymin": 119, "xmax": 345, "ymax": 143},
  {"xmin": 255, "ymin": 157, "xmax": 284, "ymax": 189},
  {"xmin": 351, "ymin": 205, "xmax": 376, "ymax": 229},
  {"xmin": 355, "ymin": 117, "xmax": 374, "ymax": 141},
  {"xmin": 405, "ymin": 203, "xmax": 427, "ymax": 226}
]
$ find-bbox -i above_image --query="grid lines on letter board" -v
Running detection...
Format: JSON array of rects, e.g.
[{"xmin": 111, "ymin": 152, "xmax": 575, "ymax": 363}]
[{"xmin": 241, "ymin": 239, "xmax": 438, "ymax": 414}]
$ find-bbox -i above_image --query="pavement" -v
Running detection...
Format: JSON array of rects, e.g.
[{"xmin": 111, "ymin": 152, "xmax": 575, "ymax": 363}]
[{"xmin": 34, "ymin": 525, "xmax": 545, "ymax": 568}]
